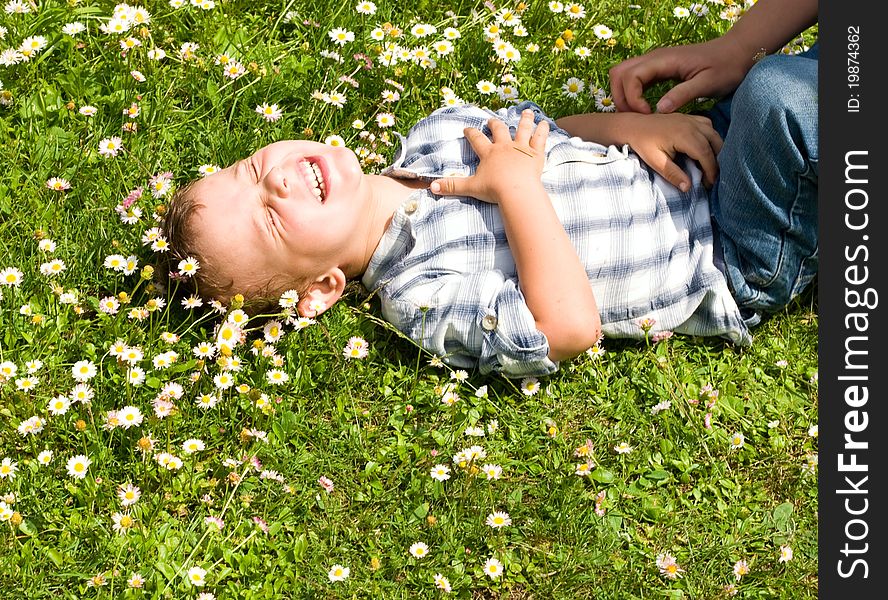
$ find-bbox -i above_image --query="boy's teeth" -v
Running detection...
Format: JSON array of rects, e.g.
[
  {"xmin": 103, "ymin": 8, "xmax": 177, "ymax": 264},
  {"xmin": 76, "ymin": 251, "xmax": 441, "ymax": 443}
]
[{"xmin": 300, "ymin": 160, "xmax": 326, "ymax": 201}]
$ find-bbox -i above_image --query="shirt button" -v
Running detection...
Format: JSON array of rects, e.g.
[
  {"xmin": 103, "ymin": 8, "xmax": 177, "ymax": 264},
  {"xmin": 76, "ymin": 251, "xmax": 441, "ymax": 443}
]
[
  {"xmin": 481, "ymin": 314, "xmax": 498, "ymax": 331},
  {"xmin": 404, "ymin": 200, "xmax": 418, "ymax": 214}
]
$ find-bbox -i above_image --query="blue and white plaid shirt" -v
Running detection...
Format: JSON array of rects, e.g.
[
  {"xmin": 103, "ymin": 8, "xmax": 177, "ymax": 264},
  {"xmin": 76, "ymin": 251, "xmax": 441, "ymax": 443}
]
[{"xmin": 362, "ymin": 101, "xmax": 750, "ymax": 377}]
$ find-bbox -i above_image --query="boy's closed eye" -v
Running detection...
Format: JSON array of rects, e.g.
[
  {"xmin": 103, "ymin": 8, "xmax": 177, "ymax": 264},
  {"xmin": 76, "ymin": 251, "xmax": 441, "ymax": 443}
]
[
  {"xmin": 240, "ymin": 158, "xmax": 260, "ymax": 183},
  {"xmin": 262, "ymin": 190, "xmax": 280, "ymax": 236},
  {"xmin": 265, "ymin": 202, "xmax": 278, "ymax": 235},
  {"xmin": 239, "ymin": 159, "xmax": 276, "ymax": 235}
]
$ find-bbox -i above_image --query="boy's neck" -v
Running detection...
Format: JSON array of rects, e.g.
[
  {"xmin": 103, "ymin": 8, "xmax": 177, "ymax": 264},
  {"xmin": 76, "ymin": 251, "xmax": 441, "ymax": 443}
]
[{"xmin": 353, "ymin": 174, "xmax": 428, "ymax": 278}]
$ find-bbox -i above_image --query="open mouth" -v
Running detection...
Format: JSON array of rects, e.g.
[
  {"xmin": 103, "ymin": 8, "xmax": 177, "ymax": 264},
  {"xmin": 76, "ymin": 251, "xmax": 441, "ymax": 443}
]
[{"xmin": 300, "ymin": 158, "xmax": 327, "ymax": 202}]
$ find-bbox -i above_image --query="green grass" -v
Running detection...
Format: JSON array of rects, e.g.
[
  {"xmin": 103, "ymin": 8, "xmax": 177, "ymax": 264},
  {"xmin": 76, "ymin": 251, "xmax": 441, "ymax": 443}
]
[{"xmin": 0, "ymin": 1, "xmax": 817, "ymax": 598}]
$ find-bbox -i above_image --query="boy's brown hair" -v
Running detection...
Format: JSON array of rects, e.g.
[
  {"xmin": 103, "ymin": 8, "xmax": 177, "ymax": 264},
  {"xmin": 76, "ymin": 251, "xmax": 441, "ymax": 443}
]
[
  {"xmin": 162, "ymin": 181, "xmax": 228, "ymax": 299},
  {"xmin": 162, "ymin": 182, "xmax": 304, "ymax": 315}
]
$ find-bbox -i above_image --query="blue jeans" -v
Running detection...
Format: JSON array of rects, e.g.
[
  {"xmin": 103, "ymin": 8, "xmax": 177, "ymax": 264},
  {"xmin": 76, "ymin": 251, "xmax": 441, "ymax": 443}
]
[{"xmin": 707, "ymin": 45, "xmax": 819, "ymax": 326}]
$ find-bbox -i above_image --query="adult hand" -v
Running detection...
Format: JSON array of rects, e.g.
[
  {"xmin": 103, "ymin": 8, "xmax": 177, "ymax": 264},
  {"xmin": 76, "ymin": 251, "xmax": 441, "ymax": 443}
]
[
  {"xmin": 624, "ymin": 113, "xmax": 723, "ymax": 191},
  {"xmin": 430, "ymin": 110, "xmax": 549, "ymax": 203},
  {"xmin": 609, "ymin": 36, "xmax": 750, "ymax": 114}
]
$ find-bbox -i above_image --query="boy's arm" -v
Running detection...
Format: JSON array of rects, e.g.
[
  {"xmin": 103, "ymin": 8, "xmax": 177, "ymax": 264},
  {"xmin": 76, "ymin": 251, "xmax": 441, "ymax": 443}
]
[
  {"xmin": 556, "ymin": 112, "xmax": 723, "ymax": 191},
  {"xmin": 495, "ymin": 162, "xmax": 602, "ymax": 362},
  {"xmin": 430, "ymin": 110, "xmax": 601, "ymax": 362}
]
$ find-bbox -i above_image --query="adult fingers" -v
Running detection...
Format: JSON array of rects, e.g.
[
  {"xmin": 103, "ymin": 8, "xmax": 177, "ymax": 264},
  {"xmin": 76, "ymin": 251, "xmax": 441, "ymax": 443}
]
[
  {"xmin": 609, "ymin": 57, "xmax": 650, "ymax": 113},
  {"xmin": 685, "ymin": 117, "xmax": 723, "ymax": 186},
  {"xmin": 664, "ymin": 160, "xmax": 691, "ymax": 192},
  {"xmin": 697, "ymin": 118, "xmax": 724, "ymax": 155},
  {"xmin": 611, "ymin": 52, "xmax": 678, "ymax": 113},
  {"xmin": 612, "ymin": 70, "xmax": 654, "ymax": 113},
  {"xmin": 688, "ymin": 132, "xmax": 719, "ymax": 188},
  {"xmin": 622, "ymin": 73, "xmax": 655, "ymax": 114},
  {"xmin": 609, "ymin": 62, "xmax": 629, "ymax": 112},
  {"xmin": 654, "ymin": 75, "xmax": 712, "ymax": 114},
  {"xmin": 649, "ymin": 153, "xmax": 691, "ymax": 192}
]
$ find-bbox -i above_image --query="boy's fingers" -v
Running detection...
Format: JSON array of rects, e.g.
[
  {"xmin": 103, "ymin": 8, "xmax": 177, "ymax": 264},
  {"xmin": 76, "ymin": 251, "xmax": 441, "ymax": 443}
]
[
  {"xmin": 514, "ymin": 109, "xmax": 535, "ymax": 144},
  {"xmin": 529, "ymin": 119, "xmax": 549, "ymax": 152},
  {"xmin": 430, "ymin": 176, "xmax": 471, "ymax": 196},
  {"xmin": 488, "ymin": 118, "xmax": 511, "ymax": 143},
  {"xmin": 463, "ymin": 127, "xmax": 487, "ymax": 150}
]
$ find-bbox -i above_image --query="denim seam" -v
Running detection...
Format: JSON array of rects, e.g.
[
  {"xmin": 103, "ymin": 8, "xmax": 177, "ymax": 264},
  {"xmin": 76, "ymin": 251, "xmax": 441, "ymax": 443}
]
[{"xmin": 786, "ymin": 162, "xmax": 818, "ymax": 294}]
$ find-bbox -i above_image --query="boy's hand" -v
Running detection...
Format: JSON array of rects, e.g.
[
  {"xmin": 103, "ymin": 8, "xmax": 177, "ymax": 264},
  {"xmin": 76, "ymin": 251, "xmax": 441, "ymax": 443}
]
[
  {"xmin": 624, "ymin": 113, "xmax": 723, "ymax": 191},
  {"xmin": 430, "ymin": 109, "xmax": 549, "ymax": 203}
]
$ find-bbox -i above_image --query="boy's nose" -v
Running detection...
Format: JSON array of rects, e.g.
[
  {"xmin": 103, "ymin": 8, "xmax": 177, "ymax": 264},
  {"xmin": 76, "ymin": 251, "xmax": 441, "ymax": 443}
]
[{"xmin": 263, "ymin": 166, "xmax": 291, "ymax": 198}]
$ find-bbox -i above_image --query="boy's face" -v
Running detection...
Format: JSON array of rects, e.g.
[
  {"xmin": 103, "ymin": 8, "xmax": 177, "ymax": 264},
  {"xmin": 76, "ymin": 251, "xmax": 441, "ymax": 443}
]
[{"xmin": 189, "ymin": 140, "xmax": 370, "ymax": 294}]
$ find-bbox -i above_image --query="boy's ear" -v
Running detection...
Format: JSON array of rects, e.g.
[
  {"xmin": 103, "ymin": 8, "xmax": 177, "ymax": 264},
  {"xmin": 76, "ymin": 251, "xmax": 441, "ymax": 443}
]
[{"xmin": 297, "ymin": 268, "xmax": 346, "ymax": 317}]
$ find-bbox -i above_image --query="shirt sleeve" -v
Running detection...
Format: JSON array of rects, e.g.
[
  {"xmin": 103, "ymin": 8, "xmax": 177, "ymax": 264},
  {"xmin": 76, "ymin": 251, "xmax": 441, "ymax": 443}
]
[{"xmin": 382, "ymin": 270, "xmax": 559, "ymax": 378}]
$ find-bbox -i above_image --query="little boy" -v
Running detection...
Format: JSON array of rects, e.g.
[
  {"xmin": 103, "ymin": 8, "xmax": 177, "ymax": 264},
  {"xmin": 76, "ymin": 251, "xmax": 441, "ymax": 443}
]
[{"xmin": 165, "ymin": 56, "xmax": 817, "ymax": 377}]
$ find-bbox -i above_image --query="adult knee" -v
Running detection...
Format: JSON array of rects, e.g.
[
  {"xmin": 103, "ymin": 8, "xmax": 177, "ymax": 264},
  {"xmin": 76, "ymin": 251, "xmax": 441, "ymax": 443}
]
[
  {"xmin": 730, "ymin": 55, "xmax": 819, "ymax": 160},
  {"xmin": 733, "ymin": 56, "xmax": 817, "ymax": 120}
]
